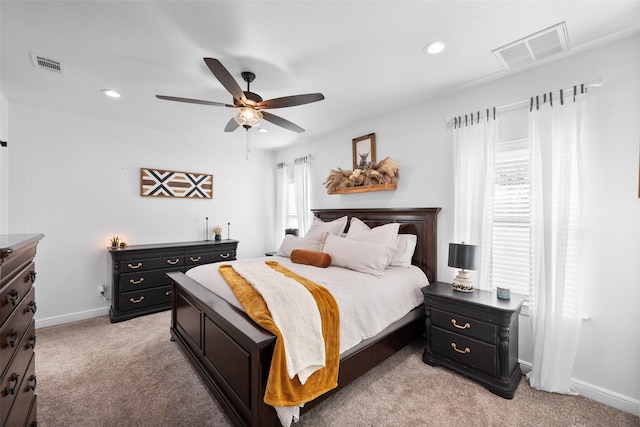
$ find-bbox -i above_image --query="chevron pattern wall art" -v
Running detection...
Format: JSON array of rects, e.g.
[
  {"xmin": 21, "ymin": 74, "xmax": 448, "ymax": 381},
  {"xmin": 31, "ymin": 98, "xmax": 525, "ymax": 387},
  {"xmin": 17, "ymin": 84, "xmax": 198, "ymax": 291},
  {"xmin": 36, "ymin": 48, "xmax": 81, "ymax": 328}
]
[{"xmin": 140, "ymin": 168, "xmax": 213, "ymax": 199}]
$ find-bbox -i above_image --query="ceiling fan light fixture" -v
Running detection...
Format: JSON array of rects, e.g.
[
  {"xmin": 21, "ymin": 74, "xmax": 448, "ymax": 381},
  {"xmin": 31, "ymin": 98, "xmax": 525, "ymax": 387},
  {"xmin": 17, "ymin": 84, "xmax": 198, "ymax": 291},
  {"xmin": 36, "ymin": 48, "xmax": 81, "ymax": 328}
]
[
  {"xmin": 234, "ymin": 107, "xmax": 263, "ymax": 127},
  {"xmin": 424, "ymin": 40, "xmax": 446, "ymax": 55}
]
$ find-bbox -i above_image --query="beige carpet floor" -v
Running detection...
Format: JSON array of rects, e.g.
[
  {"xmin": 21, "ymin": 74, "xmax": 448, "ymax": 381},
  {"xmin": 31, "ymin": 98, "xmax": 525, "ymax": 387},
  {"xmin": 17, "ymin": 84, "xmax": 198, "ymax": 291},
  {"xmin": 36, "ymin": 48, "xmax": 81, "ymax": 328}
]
[{"xmin": 35, "ymin": 310, "xmax": 638, "ymax": 427}]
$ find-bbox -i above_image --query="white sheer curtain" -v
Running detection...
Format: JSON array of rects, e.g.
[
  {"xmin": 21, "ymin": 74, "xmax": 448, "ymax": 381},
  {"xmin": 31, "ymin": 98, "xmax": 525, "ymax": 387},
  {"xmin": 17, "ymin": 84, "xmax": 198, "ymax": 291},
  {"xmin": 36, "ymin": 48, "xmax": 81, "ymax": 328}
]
[
  {"xmin": 274, "ymin": 162, "xmax": 288, "ymax": 250},
  {"xmin": 527, "ymin": 92, "xmax": 587, "ymax": 394},
  {"xmin": 452, "ymin": 118, "xmax": 497, "ymax": 289},
  {"xmin": 294, "ymin": 155, "xmax": 313, "ymax": 236}
]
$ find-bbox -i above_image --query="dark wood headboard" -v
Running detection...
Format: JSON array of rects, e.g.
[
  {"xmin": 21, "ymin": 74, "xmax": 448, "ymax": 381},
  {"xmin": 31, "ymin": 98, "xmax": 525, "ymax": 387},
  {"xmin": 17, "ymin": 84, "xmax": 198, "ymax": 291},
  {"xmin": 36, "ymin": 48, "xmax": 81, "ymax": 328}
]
[{"xmin": 311, "ymin": 207, "xmax": 440, "ymax": 284}]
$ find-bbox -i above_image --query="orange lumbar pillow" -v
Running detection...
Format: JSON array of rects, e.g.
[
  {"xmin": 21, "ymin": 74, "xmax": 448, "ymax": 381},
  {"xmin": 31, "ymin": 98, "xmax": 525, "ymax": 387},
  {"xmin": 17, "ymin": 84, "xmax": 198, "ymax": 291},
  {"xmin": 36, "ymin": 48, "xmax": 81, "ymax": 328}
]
[{"xmin": 290, "ymin": 249, "xmax": 331, "ymax": 268}]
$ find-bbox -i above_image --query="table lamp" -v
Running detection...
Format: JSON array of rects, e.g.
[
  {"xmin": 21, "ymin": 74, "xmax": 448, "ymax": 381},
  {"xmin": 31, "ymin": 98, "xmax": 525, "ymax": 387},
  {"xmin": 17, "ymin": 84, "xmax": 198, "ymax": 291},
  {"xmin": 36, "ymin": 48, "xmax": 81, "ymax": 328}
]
[{"xmin": 448, "ymin": 242, "xmax": 478, "ymax": 292}]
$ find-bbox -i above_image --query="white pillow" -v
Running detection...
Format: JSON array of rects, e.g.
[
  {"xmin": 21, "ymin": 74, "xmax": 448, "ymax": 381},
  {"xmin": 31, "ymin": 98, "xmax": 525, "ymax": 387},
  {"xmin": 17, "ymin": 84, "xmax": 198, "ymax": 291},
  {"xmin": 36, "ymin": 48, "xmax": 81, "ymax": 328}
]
[
  {"xmin": 277, "ymin": 232, "xmax": 328, "ymax": 257},
  {"xmin": 346, "ymin": 217, "xmax": 400, "ymax": 248},
  {"xmin": 306, "ymin": 215, "xmax": 348, "ymax": 238},
  {"xmin": 389, "ymin": 234, "xmax": 417, "ymax": 267},
  {"xmin": 322, "ymin": 234, "xmax": 396, "ymax": 277}
]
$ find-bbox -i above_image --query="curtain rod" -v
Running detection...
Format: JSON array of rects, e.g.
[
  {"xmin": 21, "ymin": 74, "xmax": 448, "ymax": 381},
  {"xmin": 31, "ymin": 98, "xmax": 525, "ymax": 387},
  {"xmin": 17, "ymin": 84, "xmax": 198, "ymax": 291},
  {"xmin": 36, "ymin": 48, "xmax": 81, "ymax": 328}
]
[
  {"xmin": 446, "ymin": 77, "xmax": 604, "ymax": 128},
  {"xmin": 276, "ymin": 153, "xmax": 313, "ymax": 168}
]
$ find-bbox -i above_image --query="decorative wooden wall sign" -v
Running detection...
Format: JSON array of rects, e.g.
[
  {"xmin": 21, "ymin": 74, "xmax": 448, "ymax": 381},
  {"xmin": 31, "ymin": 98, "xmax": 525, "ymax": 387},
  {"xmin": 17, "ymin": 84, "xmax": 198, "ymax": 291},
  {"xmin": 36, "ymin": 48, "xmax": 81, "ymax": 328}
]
[{"xmin": 140, "ymin": 168, "xmax": 213, "ymax": 199}]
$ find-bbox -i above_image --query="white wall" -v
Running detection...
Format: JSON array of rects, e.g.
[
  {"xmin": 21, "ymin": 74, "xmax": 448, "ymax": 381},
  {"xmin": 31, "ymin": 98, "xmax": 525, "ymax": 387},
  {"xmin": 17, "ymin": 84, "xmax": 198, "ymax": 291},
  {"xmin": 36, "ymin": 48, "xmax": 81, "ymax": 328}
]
[
  {"xmin": 7, "ymin": 104, "xmax": 275, "ymax": 325},
  {"xmin": 277, "ymin": 35, "xmax": 640, "ymax": 414}
]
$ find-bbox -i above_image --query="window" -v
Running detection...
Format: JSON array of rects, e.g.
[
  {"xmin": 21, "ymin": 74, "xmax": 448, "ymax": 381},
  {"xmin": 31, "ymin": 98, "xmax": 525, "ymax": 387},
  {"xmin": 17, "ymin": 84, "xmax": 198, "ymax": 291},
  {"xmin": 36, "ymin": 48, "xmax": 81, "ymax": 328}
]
[
  {"xmin": 488, "ymin": 138, "xmax": 532, "ymax": 297},
  {"xmin": 285, "ymin": 180, "xmax": 298, "ymax": 229}
]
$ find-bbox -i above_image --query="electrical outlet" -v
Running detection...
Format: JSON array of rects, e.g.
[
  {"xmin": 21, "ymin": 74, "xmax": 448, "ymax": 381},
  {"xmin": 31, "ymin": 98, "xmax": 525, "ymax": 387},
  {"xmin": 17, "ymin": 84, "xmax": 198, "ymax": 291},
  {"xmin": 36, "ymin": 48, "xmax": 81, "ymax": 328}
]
[{"xmin": 99, "ymin": 284, "xmax": 106, "ymax": 295}]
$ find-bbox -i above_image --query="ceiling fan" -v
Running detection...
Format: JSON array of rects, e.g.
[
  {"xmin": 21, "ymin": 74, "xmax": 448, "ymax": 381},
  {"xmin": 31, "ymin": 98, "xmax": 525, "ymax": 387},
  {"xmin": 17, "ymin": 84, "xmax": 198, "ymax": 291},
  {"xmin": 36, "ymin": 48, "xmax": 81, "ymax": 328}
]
[{"xmin": 156, "ymin": 57, "xmax": 325, "ymax": 134}]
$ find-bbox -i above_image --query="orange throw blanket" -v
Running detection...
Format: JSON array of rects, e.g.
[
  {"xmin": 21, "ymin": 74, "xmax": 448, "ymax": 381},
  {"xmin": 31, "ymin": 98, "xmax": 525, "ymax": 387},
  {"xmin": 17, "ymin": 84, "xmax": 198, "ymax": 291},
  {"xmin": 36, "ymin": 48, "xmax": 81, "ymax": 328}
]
[{"xmin": 218, "ymin": 261, "xmax": 340, "ymax": 407}]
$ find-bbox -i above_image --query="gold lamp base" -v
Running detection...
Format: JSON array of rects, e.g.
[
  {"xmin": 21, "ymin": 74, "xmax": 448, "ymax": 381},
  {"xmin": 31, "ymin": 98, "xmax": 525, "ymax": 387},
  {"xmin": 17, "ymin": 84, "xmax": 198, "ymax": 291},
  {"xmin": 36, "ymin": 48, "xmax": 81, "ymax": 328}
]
[{"xmin": 452, "ymin": 269, "xmax": 474, "ymax": 292}]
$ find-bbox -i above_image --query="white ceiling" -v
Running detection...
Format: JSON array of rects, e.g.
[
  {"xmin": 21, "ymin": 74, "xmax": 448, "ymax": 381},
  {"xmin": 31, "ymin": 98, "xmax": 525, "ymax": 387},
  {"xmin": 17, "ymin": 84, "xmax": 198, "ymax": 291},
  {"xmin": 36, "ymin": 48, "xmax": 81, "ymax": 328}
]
[{"xmin": 2, "ymin": 1, "xmax": 639, "ymax": 150}]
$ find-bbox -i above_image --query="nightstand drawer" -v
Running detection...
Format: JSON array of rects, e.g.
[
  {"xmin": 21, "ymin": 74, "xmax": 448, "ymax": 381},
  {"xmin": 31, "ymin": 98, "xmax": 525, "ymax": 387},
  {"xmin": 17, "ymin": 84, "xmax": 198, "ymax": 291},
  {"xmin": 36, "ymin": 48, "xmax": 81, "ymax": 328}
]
[
  {"xmin": 120, "ymin": 268, "xmax": 182, "ymax": 292},
  {"xmin": 120, "ymin": 286, "xmax": 172, "ymax": 312},
  {"xmin": 431, "ymin": 308, "xmax": 497, "ymax": 343},
  {"xmin": 120, "ymin": 256, "xmax": 184, "ymax": 273},
  {"xmin": 431, "ymin": 327, "xmax": 496, "ymax": 376}
]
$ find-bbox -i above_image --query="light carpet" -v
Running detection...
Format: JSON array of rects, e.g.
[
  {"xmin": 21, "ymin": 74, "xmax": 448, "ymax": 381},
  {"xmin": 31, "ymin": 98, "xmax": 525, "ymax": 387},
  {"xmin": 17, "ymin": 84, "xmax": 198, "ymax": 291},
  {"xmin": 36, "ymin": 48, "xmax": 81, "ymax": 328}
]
[{"xmin": 35, "ymin": 310, "xmax": 638, "ymax": 426}]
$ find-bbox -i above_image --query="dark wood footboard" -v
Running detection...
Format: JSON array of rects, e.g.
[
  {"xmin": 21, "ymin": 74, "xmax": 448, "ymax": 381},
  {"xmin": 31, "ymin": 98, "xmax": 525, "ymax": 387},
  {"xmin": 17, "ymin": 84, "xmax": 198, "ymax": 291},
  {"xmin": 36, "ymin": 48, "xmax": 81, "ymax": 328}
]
[
  {"xmin": 169, "ymin": 270, "xmax": 424, "ymax": 426},
  {"xmin": 168, "ymin": 207, "xmax": 439, "ymax": 426},
  {"xmin": 168, "ymin": 271, "xmax": 278, "ymax": 427}
]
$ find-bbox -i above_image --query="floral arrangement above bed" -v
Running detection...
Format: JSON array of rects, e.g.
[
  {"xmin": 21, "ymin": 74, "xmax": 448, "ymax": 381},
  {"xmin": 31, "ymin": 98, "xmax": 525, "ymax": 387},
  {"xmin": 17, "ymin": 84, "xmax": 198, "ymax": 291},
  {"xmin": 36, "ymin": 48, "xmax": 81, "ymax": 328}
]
[{"xmin": 324, "ymin": 156, "xmax": 399, "ymax": 194}]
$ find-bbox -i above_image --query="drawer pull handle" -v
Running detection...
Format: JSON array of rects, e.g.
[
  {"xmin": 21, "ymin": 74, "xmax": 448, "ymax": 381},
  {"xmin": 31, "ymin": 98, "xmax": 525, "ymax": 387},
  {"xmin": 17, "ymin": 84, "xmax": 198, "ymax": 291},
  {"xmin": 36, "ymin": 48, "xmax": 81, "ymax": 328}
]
[
  {"xmin": 27, "ymin": 335, "xmax": 37, "ymax": 349},
  {"xmin": 27, "ymin": 374, "xmax": 37, "ymax": 391},
  {"xmin": 7, "ymin": 289, "xmax": 19, "ymax": 306},
  {"xmin": 165, "ymin": 290, "xmax": 172, "ymax": 296},
  {"xmin": 190, "ymin": 256, "xmax": 201, "ymax": 262},
  {"xmin": 220, "ymin": 253, "xmax": 231, "ymax": 259},
  {"xmin": 129, "ymin": 278, "xmax": 145, "ymax": 285},
  {"xmin": 130, "ymin": 296, "xmax": 145, "ymax": 304},
  {"xmin": 5, "ymin": 329, "xmax": 19, "ymax": 347},
  {"xmin": 29, "ymin": 270, "xmax": 37, "ymax": 282},
  {"xmin": 166, "ymin": 258, "xmax": 180, "ymax": 265},
  {"xmin": 128, "ymin": 262, "xmax": 143, "ymax": 269},
  {"xmin": 451, "ymin": 319, "xmax": 471, "ymax": 330},
  {"xmin": 27, "ymin": 301, "xmax": 37, "ymax": 314},
  {"xmin": 5, "ymin": 373, "xmax": 19, "ymax": 395},
  {"xmin": 451, "ymin": 343, "xmax": 470, "ymax": 354}
]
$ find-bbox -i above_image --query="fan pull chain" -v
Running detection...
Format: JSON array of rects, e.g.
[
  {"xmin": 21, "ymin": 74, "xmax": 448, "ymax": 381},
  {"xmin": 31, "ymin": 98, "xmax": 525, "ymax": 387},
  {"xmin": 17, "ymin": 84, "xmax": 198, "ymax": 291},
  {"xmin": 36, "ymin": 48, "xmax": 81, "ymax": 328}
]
[{"xmin": 245, "ymin": 128, "xmax": 251, "ymax": 160}]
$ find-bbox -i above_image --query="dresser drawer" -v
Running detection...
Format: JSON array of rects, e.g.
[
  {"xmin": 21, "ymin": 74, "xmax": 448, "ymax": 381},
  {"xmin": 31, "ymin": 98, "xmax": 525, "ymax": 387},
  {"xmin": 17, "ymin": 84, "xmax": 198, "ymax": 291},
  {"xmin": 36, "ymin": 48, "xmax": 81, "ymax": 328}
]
[
  {"xmin": 0, "ymin": 340, "xmax": 34, "ymax": 426},
  {"xmin": 120, "ymin": 268, "xmax": 182, "ymax": 292},
  {"xmin": 0, "ymin": 262, "xmax": 35, "ymax": 326},
  {"xmin": 119, "ymin": 255, "xmax": 184, "ymax": 273},
  {"xmin": 186, "ymin": 250, "xmax": 235, "ymax": 266},
  {"xmin": 120, "ymin": 285, "xmax": 172, "ymax": 312},
  {"xmin": 1, "ymin": 288, "xmax": 36, "ymax": 378},
  {"xmin": 431, "ymin": 308, "xmax": 497, "ymax": 344},
  {"xmin": 3, "ymin": 352, "xmax": 36, "ymax": 427},
  {"xmin": 431, "ymin": 327, "xmax": 496, "ymax": 376},
  {"xmin": 0, "ymin": 242, "xmax": 37, "ymax": 287}
]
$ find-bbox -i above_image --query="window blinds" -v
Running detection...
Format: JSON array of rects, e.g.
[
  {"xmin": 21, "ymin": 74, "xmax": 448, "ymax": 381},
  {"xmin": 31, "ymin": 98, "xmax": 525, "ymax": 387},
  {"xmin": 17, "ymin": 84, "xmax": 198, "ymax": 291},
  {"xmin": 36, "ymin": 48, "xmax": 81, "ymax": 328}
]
[{"xmin": 490, "ymin": 138, "xmax": 531, "ymax": 297}]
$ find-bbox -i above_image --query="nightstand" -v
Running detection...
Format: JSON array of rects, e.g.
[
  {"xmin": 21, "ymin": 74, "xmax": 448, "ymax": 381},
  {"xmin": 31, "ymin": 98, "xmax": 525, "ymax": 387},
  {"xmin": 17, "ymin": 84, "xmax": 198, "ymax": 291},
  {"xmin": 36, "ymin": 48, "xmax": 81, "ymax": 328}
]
[{"xmin": 422, "ymin": 281, "xmax": 524, "ymax": 399}]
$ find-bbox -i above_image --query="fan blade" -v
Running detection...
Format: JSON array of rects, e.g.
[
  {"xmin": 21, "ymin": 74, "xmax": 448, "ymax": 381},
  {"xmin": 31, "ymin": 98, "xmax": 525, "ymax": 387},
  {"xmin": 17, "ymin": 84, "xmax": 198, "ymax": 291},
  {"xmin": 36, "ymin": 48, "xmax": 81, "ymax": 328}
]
[
  {"xmin": 258, "ymin": 93, "xmax": 325, "ymax": 109},
  {"xmin": 224, "ymin": 117, "xmax": 240, "ymax": 132},
  {"xmin": 155, "ymin": 95, "xmax": 233, "ymax": 107},
  {"xmin": 203, "ymin": 58, "xmax": 247, "ymax": 104},
  {"xmin": 262, "ymin": 111, "xmax": 305, "ymax": 133}
]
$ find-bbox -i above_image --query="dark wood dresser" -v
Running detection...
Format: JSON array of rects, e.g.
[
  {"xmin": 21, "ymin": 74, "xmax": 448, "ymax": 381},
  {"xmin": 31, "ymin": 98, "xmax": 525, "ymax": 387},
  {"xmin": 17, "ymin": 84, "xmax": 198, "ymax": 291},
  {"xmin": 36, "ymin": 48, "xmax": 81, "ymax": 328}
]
[
  {"xmin": 1, "ymin": 233, "xmax": 43, "ymax": 427},
  {"xmin": 108, "ymin": 239, "xmax": 238, "ymax": 323},
  {"xmin": 422, "ymin": 281, "xmax": 524, "ymax": 399}
]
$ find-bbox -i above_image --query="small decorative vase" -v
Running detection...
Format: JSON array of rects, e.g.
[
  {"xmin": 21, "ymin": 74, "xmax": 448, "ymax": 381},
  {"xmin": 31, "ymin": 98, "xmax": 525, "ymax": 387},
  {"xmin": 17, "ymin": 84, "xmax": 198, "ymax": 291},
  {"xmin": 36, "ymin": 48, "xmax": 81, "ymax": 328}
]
[{"xmin": 214, "ymin": 234, "xmax": 222, "ymax": 241}]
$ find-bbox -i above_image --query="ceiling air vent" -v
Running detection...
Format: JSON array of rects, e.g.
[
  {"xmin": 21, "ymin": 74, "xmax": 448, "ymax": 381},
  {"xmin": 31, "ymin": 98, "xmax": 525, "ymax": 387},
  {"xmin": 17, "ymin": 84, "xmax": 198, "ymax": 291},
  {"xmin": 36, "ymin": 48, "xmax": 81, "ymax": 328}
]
[
  {"xmin": 493, "ymin": 22, "xmax": 569, "ymax": 71},
  {"xmin": 30, "ymin": 52, "xmax": 64, "ymax": 73}
]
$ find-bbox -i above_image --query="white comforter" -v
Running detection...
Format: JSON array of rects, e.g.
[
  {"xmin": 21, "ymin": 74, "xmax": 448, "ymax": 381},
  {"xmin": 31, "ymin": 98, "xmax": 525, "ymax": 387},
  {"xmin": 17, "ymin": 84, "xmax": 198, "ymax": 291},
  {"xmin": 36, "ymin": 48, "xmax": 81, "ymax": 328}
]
[{"xmin": 185, "ymin": 255, "xmax": 428, "ymax": 355}]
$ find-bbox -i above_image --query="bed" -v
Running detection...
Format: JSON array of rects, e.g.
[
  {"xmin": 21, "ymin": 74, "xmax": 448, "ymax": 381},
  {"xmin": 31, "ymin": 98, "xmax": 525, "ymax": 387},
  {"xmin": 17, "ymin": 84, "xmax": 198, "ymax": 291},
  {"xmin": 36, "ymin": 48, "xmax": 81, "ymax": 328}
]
[{"xmin": 167, "ymin": 207, "xmax": 440, "ymax": 426}]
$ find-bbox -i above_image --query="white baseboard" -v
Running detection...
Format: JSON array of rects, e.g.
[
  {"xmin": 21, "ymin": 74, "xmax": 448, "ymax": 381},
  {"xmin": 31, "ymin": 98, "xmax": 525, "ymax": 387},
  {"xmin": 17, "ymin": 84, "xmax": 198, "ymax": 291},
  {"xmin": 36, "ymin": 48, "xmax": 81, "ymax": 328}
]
[
  {"xmin": 519, "ymin": 360, "xmax": 640, "ymax": 417},
  {"xmin": 35, "ymin": 306, "xmax": 109, "ymax": 328}
]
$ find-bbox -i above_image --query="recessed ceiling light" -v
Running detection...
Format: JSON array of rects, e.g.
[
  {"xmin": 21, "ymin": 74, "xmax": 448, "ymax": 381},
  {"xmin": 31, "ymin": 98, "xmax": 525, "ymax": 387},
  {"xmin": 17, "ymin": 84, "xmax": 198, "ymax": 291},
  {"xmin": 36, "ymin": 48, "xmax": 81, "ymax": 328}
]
[
  {"xmin": 424, "ymin": 40, "xmax": 446, "ymax": 55},
  {"xmin": 101, "ymin": 89, "xmax": 121, "ymax": 98},
  {"xmin": 258, "ymin": 127, "xmax": 268, "ymax": 133}
]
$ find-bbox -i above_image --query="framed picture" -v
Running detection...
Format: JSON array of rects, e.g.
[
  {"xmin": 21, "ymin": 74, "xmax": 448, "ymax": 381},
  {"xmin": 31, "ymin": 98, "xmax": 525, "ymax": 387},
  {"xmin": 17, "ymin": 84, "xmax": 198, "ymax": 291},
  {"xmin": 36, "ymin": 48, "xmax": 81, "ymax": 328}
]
[
  {"xmin": 140, "ymin": 167, "xmax": 213, "ymax": 199},
  {"xmin": 352, "ymin": 133, "xmax": 376, "ymax": 169}
]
